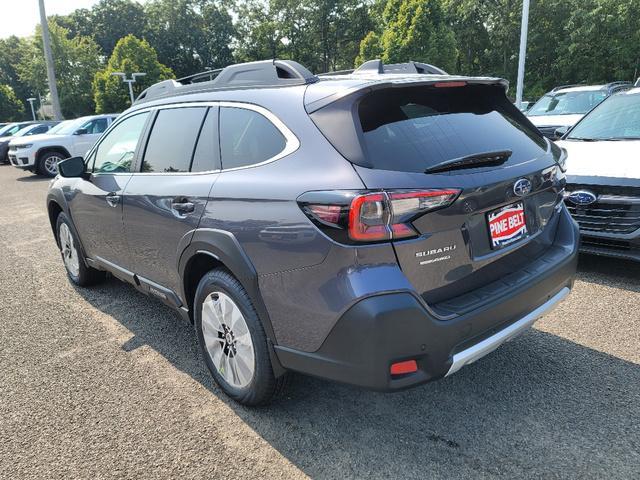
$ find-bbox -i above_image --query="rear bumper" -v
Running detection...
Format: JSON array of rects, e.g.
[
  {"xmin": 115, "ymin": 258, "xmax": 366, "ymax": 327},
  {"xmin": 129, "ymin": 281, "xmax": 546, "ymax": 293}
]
[{"xmin": 275, "ymin": 206, "xmax": 579, "ymax": 390}]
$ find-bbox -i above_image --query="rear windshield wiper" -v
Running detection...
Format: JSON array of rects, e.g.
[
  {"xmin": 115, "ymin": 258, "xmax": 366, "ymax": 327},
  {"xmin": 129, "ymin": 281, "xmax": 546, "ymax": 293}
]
[{"xmin": 424, "ymin": 150, "xmax": 513, "ymax": 174}]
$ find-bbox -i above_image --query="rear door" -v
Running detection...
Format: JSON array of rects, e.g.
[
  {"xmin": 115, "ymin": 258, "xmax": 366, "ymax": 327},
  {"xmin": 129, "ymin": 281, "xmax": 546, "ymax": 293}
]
[
  {"xmin": 311, "ymin": 83, "xmax": 565, "ymax": 304},
  {"xmin": 123, "ymin": 105, "xmax": 220, "ymax": 299}
]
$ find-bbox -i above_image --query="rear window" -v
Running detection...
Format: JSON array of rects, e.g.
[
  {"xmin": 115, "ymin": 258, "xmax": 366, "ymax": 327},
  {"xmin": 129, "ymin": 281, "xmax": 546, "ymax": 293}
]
[{"xmin": 355, "ymin": 85, "xmax": 546, "ymax": 173}]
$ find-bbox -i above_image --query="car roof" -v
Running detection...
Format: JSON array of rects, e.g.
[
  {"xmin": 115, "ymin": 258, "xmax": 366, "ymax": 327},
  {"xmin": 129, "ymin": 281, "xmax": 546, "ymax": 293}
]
[{"xmin": 132, "ymin": 58, "xmax": 507, "ymax": 114}]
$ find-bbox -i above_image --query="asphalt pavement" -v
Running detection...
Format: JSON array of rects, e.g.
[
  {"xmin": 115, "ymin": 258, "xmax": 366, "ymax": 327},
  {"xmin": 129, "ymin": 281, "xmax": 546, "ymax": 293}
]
[{"xmin": 0, "ymin": 165, "xmax": 638, "ymax": 479}]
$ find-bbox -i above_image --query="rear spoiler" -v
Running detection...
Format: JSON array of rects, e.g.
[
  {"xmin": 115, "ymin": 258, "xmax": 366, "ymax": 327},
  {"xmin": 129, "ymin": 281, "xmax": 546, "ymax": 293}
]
[{"xmin": 304, "ymin": 77, "xmax": 509, "ymax": 113}]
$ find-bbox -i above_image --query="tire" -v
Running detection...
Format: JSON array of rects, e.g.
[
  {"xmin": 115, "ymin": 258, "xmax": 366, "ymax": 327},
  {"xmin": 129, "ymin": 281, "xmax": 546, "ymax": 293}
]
[
  {"xmin": 194, "ymin": 269, "xmax": 286, "ymax": 406},
  {"xmin": 38, "ymin": 151, "xmax": 67, "ymax": 177},
  {"xmin": 56, "ymin": 212, "xmax": 105, "ymax": 286}
]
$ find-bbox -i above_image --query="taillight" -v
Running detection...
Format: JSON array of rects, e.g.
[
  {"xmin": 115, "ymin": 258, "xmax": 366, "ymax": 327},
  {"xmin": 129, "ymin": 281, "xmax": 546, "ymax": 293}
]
[{"xmin": 300, "ymin": 189, "xmax": 460, "ymax": 244}]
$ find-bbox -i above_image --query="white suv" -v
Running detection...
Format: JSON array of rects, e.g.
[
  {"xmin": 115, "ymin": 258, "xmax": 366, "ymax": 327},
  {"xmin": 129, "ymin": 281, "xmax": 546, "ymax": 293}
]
[
  {"xmin": 8, "ymin": 114, "xmax": 117, "ymax": 177},
  {"xmin": 527, "ymin": 83, "xmax": 631, "ymax": 139}
]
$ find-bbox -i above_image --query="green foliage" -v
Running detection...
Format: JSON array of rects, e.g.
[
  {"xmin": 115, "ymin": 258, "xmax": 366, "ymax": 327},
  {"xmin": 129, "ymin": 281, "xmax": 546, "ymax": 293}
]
[
  {"xmin": 234, "ymin": 0, "xmax": 375, "ymax": 73},
  {"xmin": 144, "ymin": 0, "xmax": 235, "ymax": 77},
  {"xmin": 16, "ymin": 21, "xmax": 102, "ymax": 118},
  {"xmin": 0, "ymin": 84, "xmax": 25, "ymax": 121},
  {"xmin": 356, "ymin": 31, "xmax": 383, "ymax": 66},
  {"xmin": 52, "ymin": 1, "xmax": 146, "ymax": 57},
  {"xmin": 3, "ymin": 0, "xmax": 639, "ymax": 114},
  {"xmin": 0, "ymin": 36, "xmax": 33, "ymax": 114},
  {"xmin": 377, "ymin": 0, "xmax": 457, "ymax": 72},
  {"xmin": 93, "ymin": 35, "xmax": 174, "ymax": 113}
]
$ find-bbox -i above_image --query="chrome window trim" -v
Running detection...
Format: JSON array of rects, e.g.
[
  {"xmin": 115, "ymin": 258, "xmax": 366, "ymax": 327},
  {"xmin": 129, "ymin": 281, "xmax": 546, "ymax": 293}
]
[{"xmin": 89, "ymin": 101, "xmax": 299, "ymax": 176}]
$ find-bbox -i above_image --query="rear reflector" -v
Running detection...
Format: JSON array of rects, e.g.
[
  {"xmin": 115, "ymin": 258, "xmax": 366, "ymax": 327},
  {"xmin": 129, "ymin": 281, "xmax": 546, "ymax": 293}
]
[{"xmin": 390, "ymin": 360, "xmax": 418, "ymax": 375}]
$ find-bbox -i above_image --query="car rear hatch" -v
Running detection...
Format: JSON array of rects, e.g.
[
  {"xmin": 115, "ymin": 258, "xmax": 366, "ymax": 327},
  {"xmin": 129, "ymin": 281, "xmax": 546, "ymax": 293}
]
[{"xmin": 307, "ymin": 79, "xmax": 566, "ymax": 311}]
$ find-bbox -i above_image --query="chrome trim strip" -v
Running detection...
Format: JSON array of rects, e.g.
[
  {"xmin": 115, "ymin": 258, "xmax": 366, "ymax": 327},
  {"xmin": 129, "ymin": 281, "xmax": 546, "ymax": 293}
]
[
  {"xmin": 445, "ymin": 287, "xmax": 570, "ymax": 377},
  {"xmin": 90, "ymin": 100, "xmax": 299, "ymax": 176}
]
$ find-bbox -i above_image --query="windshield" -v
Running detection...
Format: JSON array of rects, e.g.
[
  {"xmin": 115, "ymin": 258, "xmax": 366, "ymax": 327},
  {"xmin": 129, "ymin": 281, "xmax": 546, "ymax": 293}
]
[
  {"xmin": 13, "ymin": 124, "xmax": 41, "ymax": 137},
  {"xmin": 47, "ymin": 120, "xmax": 74, "ymax": 134},
  {"xmin": 0, "ymin": 123, "xmax": 24, "ymax": 137},
  {"xmin": 528, "ymin": 90, "xmax": 607, "ymax": 116},
  {"xmin": 50, "ymin": 117, "xmax": 91, "ymax": 135},
  {"xmin": 567, "ymin": 93, "xmax": 640, "ymax": 140}
]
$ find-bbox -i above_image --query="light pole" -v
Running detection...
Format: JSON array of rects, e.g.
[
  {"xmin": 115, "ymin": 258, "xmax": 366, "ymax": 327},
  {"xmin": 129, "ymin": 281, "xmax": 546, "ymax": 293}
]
[
  {"xmin": 515, "ymin": 0, "xmax": 530, "ymax": 109},
  {"xmin": 38, "ymin": 0, "xmax": 63, "ymax": 120},
  {"xmin": 111, "ymin": 72, "xmax": 147, "ymax": 105},
  {"xmin": 26, "ymin": 98, "xmax": 37, "ymax": 121}
]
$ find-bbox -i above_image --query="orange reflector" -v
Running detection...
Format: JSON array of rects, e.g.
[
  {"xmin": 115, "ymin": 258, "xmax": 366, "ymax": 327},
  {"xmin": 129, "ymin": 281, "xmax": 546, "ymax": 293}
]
[
  {"xmin": 390, "ymin": 360, "xmax": 418, "ymax": 375},
  {"xmin": 434, "ymin": 81, "xmax": 467, "ymax": 88}
]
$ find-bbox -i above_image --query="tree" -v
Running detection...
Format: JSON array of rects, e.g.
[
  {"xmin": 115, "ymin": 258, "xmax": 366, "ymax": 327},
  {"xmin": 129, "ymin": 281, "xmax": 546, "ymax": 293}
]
[
  {"xmin": 93, "ymin": 35, "xmax": 174, "ymax": 113},
  {"xmin": 355, "ymin": 31, "xmax": 383, "ymax": 66},
  {"xmin": 17, "ymin": 21, "xmax": 102, "ymax": 118},
  {"xmin": 357, "ymin": 0, "xmax": 458, "ymax": 73},
  {"xmin": 144, "ymin": 0, "xmax": 234, "ymax": 77},
  {"xmin": 234, "ymin": 0, "xmax": 375, "ymax": 73},
  {"xmin": 0, "ymin": 36, "xmax": 33, "ymax": 114},
  {"xmin": 0, "ymin": 84, "xmax": 25, "ymax": 121},
  {"xmin": 90, "ymin": 0, "xmax": 147, "ymax": 56}
]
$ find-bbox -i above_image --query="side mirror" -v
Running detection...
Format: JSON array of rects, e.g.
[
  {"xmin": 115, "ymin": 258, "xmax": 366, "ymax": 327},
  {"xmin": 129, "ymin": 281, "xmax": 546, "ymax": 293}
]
[
  {"xmin": 74, "ymin": 128, "xmax": 88, "ymax": 135},
  {"xmin": 554, "ymin": 126, "xmax": 570, "ymax": 139},
  {"xmin": 58, "ymin": 156, "xmax": 86, "ymax": 178}
]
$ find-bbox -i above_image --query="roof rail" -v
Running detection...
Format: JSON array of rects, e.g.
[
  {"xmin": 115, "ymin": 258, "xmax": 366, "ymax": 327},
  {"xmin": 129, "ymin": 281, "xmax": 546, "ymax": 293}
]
[
  {"xmin": 135, "ymin": 59, "xmax": 318, "ymax": 104},
  {"xmin": 352, "ymin": 59, "xmax": 448, "ymax": 76},
  {"xmin": 604, "ymin": 81, "xmax": 632, "ymax": 91},
  {"xmin": 551, "ymin": 84, "xmax": 582, "ymax": 92}
]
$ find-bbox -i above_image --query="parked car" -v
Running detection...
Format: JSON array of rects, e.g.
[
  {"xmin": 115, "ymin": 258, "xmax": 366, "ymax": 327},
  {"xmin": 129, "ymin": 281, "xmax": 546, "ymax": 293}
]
[
  {"xmin": 8, "ymin": 114, "xmax": 117, "ymax": 177},
  {"xmin": 516, "ymin": 100, "xmax": 533, "ymax": 112},
  {"xmin": 527, "ymin": 82, "xmax": 631, "ymax": 139},
  {"xmin": 0, "ymin": 122, "xmax": 58, "ymax": 163},
  {"xmin": 557, "ymin": 87, "xmax": 640, "ymax": 261},
  {"xmin": 47, "ymin": 59, "xmax": 578, "ymax": 405},
  {"xmin": 0, "ymin": 121, "xmax": 39, "ymax": 138}
]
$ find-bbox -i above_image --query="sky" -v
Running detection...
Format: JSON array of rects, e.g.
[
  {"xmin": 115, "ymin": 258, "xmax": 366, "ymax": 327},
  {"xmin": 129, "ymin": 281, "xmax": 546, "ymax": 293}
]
[{"xmin": 0, "ymin": 0, "xmax": 102, "ymax": 39}]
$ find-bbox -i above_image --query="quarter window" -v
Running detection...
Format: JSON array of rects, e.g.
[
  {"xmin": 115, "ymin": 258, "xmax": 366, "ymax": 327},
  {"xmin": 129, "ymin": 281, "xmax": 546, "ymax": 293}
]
[
  {"xmin": 220, "ymin": 107, "xmax": 286, "ymax": 169},
  {"xmin": 93, "ymin": 112, "xmax": 149, "ymax": 174},
  {"xmin": 141, "ymin": 107, "xmax": 207, "ymax": 173}
]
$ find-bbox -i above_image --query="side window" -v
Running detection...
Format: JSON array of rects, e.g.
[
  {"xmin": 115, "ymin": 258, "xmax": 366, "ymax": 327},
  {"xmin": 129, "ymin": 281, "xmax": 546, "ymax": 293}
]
[
  {"xmin": 141, "ymin": 107, "xmax": 207, "ymax": 173},
  {"xmin": 28, "ymin": 125, "xmax": 47, "ymax": 135},
  {"xmin": 220, "ymin": 107, "xmax": 286, "ymax": 169},
  {"xmin": 191, "ymin": 107, "xmax": 221, "ymax": 172},
  {"xmin": 80, "ymin": 118, "xmax": 109, "ymax": 134},
  {"xmin": 93, "ymin": 112, "xmax": 149, "ymax": 174}
]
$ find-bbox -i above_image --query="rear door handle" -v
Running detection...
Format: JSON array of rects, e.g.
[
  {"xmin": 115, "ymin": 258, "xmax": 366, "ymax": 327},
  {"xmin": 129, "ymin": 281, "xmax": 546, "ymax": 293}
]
[
  {"xmin": 106, "ymin": 193, "xmax": 120, "ymax": 207},
  {"xmin": 171, "ymin": 198, "xmax": 195, "ymax": 214}
]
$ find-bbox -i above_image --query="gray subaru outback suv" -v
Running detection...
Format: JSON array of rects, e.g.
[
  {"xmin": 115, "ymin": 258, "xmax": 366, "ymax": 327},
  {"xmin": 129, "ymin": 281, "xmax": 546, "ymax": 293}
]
[{"xmin": 47, "ymin": 59, "xmax": 578, "ymax": 405}]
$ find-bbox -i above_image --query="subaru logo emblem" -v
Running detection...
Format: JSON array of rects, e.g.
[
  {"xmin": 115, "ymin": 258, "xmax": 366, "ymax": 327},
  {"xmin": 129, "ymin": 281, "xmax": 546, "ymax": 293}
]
[
  {"xmin": 566, "ymin": 190, "xmax": 597, "ymax": 206},
  {"xmin": 513, "ymin": 178, "xmax": 532, "ymax": 197}
]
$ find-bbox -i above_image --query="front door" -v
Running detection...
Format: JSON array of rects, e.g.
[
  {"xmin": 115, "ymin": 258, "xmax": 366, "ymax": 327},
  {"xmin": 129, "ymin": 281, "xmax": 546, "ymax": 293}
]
[
  {"xmin": 67, "ymin": 112, "xmax": 150, "ymax": 269},
  {"xmin": 123, "ymin": 106, "xmax": 220, "ymax": 297}
]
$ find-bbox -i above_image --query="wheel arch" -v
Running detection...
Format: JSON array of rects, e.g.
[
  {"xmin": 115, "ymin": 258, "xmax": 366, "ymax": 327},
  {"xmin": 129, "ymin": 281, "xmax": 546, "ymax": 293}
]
[
  {"xmin": 36, "ymin": 146, "xmax": 71, "ymax": 167},
  {"xmin": 178, "ymin": 229, "xmax": 285, "ymax": 375}
]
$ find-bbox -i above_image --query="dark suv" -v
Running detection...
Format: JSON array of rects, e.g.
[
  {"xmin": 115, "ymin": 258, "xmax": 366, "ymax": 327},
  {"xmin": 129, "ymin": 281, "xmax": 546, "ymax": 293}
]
[{"xmin": 47, "ymin": 59, "xmax": 578, "ymax": 405}]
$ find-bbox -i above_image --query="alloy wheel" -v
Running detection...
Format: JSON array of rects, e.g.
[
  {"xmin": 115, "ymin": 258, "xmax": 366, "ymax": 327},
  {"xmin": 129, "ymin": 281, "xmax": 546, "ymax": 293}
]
[
  {"xmin": 44, "ymin": 155, "xmax": 63, "ymax": 176},
  {"xmin": 201, "ymin": 291, "xmax": 256, "ymax": 388},
  {"xmin": 58, "ymin": 223, "xmax": 80, "ymax": 277}
]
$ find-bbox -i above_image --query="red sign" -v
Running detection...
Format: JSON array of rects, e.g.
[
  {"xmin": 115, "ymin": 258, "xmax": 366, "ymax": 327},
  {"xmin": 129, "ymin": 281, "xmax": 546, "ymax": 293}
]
[{"xmin": 488, "ymin": 203, "xmax": 528, "ymax": 248}]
